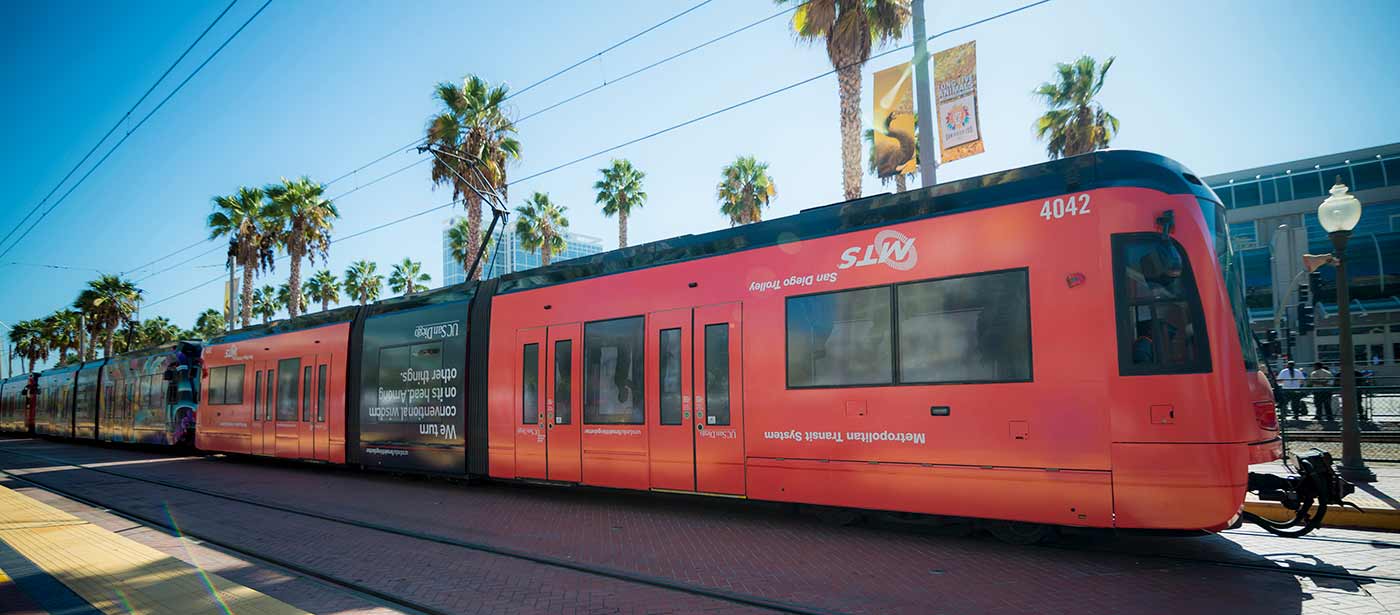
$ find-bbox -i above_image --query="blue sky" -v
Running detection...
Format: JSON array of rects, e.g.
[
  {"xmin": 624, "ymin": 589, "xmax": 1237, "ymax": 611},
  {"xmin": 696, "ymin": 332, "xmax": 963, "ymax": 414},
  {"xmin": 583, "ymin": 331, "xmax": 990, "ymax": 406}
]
[{"xmin": 2, "ymin": 0, "xmax": 1398, "ymax": 367}]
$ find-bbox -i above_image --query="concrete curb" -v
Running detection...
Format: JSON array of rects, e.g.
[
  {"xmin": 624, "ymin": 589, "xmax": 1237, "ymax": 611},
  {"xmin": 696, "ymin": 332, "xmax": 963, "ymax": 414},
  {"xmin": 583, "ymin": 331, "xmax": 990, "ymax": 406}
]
[{"xmin": 1244, "ymin": 501, "xmax": 1400, "ymax": 532}]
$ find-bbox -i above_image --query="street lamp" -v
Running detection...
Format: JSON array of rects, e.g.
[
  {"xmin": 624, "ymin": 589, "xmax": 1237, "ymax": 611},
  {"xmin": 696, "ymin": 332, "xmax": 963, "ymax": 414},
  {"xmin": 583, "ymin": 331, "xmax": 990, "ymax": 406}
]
[{"xmin": 1317, "ymin": 179, "xmax": 1376, "ymax": 483}]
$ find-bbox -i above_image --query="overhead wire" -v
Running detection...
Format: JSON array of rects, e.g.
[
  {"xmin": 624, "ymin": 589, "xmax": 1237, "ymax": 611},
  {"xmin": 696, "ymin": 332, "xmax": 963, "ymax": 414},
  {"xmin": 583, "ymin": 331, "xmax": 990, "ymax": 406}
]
[
  {"xmin": 127, "ymin": 0, "xmax": 717, "ymax": 279},
  {"xmin": 0, "ymin": 0, "xmax": 241, "ymax": 255},
  {"xmin": 143, "ymin": 0, "xmax": 1053, "ymax": 310},
  {"xmin": 0, "ymin": 0, "xmax": 274, "ymax": 261}
]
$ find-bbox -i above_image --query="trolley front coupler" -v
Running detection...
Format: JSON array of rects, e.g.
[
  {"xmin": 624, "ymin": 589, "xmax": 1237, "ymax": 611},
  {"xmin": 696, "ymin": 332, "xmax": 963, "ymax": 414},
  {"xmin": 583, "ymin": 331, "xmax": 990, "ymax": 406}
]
[{"xmin": 1244, "ymin": 449, "xmax": 1355, "ymax": 537}]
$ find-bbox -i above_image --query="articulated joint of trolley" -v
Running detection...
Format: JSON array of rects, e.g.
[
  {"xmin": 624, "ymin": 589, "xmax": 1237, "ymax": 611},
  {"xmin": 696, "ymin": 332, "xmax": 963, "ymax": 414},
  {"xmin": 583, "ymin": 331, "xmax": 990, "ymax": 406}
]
[{"xmin": 1242, "ymin": 449, "xmax": 1354, "ymax": 537}]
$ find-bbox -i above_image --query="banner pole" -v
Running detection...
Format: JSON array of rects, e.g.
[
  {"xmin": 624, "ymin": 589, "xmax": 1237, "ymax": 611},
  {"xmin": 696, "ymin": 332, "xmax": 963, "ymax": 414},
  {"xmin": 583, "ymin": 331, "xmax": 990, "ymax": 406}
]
[{"xmin": 912, "ymin": 0, "xmax": 938, "ymax": 187}]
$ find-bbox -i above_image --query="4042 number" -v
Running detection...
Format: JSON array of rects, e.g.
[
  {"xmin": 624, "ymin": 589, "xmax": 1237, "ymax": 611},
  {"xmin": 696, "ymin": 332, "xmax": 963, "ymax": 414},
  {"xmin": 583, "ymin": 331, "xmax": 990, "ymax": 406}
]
[{"xmin": 1039, "ymin": 194, "xmax": 1091, "ymax": 220}]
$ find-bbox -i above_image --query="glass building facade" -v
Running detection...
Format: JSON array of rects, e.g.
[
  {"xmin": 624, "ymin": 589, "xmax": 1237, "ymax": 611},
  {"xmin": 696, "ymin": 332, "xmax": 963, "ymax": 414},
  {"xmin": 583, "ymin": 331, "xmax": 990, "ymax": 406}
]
[
  {"xmin": 441, "ymin": 216, "xmax": 604, "ymax": 285},
  {"xmin": 1206, "ymin": 143, "xmax": 1400, "ymax": 373}
]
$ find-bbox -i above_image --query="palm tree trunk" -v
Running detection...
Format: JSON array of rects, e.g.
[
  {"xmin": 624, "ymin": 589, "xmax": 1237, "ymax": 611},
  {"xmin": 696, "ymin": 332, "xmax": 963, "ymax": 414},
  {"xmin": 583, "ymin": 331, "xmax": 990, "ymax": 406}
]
[
  {"xmin": 288, "ymin": 247, "xmax": 303, "ymax": 318},
  {"xmin": 895, "ymin": 174, "xmax": 907, "ymax": 193},
  {"xmin": 104, "ymin": 328, "xmax": 115, "ymax": 358},
  {"xmin": 322, "ymin": 299, "xmax": 329, "ymax": 312},
  {"xmin": 836, "ymin": 63, "xmax": 864, "ymax": 202},
  {"xmin": 541, "ymin": 227, "xmax": 552, "ymax": 266},
  {"xmin": 240, "ymin": 256, "xmax": 255, "ymax": 328},
  {"xmin": 618, "ymin": 207, "xmax": 628, "ymax": 249},
  {"xmin": 465, "ymin": 193, "xmax": 483, "ymax": 279}
]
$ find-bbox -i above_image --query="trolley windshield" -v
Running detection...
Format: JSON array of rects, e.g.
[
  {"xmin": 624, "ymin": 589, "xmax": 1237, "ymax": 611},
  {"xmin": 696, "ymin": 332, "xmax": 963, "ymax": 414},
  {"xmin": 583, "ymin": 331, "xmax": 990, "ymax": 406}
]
[{"xmin": 1202, "ymin": 198, "xmax": 1260, "ymax": 369}]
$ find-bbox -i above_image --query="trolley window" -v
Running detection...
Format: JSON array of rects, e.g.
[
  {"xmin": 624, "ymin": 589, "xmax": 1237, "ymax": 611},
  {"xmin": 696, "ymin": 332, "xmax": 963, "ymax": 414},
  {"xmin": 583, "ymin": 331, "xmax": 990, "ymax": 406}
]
[
  {"xmin": 786, "ymin": 287, "xmax": 893, "ymax": 387},
  {"xmin": 224, "ymin": 365, "xmax": 244, "ymax": 405},
  {"xmin": 206, "ymin": 367, "xmax": 226, "ymax": 405},
  {"xmin": 584, "ymin": 316, "xmax": 644, "ymax": 425},
  {"xmin": 703, "ymin": 324, "xmax": 730, "ymax": 426},
  {"xmin": 264, "ymin": 370, "xmax": 274, "ymax": 420},
  {"xmin": 253, "ymin": 370, "xmax": 262, "ymax": 419},
  {"xmin": 521, "ymin": 343, "xmax": 539, "ymax": 424},
  {"xmin": 553, "ymin": 340, "xmax": 571, "ymax": 425},
  {"xmin": 302, "ymin": 366, "xmax": 312, "ymax": 421},
  {"xmin": 316, "ymin": 364, "xmax": 327, "ymax": 422},
  {"xmin": 658, "ymin": 328, "xmax": 682, "ymax": 426},
  {"xmin": 1113, "ymin": 234, "xmax": 1211, "ymax": 375},
  {"xmin": 897, "ymin": 270, "xmax": 1032, "ymax": 384},
  {"xmin": 276, "ymin": 359, "xmax": 300, "ymax": 421}
]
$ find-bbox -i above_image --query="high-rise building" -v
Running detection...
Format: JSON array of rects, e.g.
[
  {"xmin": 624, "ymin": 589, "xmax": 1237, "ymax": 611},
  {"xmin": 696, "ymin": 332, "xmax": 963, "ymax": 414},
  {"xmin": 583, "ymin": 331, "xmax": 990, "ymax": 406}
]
[
  {"xmin": 1205, "ymin": 142, "xmax": 1400, "ymax": 373},
  {"xmin": 442, "ymin": 216, "xmax": 605, "ymax": 285}
]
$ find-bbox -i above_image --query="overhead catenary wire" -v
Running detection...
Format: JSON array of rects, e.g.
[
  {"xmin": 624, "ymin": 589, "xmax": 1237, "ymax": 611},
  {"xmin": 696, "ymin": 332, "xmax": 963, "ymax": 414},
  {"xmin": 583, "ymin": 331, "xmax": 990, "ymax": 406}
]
[
  {"xmin": 0, "ymin": 0, "xmax": 241, "ymax": 256},
  {"xmin": 142, "ymin": 0, "xmax": 1053, "ymax": 311},
  {"xmin": 506, "ymin": 0, "xmax": 715, "ymax": 101},
  {"xmin": 127, "ymin": 0, "xmax": 717, "ymax": 279},
  {"xmin": 0, "ymin": 0, "xmax": 274, "ymax": 262}
]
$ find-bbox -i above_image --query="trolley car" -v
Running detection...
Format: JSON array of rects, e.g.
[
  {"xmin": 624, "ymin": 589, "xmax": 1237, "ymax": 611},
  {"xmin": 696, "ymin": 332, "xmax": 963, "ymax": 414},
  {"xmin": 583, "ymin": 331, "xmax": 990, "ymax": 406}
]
[{"xmin": 8, "ymin": 151, "xmax": 1350, "ymax": 539}]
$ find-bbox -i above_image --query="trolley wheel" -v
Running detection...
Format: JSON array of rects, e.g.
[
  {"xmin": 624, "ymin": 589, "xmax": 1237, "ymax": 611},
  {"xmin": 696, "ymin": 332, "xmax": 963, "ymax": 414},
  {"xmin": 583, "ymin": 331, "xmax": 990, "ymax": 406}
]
[{"xmin": 985, "ymin": 520, "xmax": 1058, "ymax": 545}]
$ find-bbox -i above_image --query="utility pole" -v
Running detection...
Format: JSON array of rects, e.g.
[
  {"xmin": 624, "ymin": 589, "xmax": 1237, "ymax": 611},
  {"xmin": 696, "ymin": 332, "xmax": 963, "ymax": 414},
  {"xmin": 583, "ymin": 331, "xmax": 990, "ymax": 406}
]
[
  {"xmin": 911, "ymin": 0, "xmax": 938, "ymax": 187},
  {"xmin": 227, "ymin": 240, "xmax": 237, "ymax": 331}
]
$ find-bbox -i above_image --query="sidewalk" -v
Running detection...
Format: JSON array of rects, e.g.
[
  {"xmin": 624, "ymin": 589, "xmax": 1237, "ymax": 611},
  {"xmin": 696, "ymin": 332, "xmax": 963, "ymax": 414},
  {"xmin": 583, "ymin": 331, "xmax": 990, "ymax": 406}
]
[
  {"xmin": 1245, "ymin": 460, "xmax": 1400, "ymax": 531},
  {"xmin": 0, "ymin": 481, "xmax": 309, "ymax": 615}
]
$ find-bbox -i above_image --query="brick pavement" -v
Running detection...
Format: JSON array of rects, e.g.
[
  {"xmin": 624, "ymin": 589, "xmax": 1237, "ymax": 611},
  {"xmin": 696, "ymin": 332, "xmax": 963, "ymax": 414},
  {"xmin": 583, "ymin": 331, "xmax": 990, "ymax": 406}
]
[{"xmin": 2, "ymin": 438, "xmax": 1399, "ymax": 615}]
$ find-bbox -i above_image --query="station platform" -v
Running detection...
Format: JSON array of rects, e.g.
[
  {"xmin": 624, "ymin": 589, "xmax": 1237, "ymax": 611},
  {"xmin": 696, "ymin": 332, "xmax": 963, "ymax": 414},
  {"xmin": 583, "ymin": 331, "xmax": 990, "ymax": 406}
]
[
  {"xmin": 1245, "ymin": 461, "xmax": 1400, "ymax": 531},
  {"xmin": 0, "ymin": 482, "xmax": 307, "ymax": 615}
]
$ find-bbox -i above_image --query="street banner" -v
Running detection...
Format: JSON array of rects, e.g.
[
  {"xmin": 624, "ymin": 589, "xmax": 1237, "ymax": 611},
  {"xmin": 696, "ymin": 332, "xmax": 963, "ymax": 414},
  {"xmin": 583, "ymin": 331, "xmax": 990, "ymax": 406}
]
[
  {"xmin": 934, "ymin": 41, "xmax": 985, "ymax": 162},
  {"xmin": 871, "ymin": 62, "xmax": 918, "ymax": 179}
]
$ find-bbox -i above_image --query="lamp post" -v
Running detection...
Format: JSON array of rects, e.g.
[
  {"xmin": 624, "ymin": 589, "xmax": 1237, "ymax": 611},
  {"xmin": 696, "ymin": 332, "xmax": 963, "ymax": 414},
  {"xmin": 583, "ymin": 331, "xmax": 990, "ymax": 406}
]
[{"xmin": 1317, "ymin": 180, "xmax": 1376, "ymax": 483}]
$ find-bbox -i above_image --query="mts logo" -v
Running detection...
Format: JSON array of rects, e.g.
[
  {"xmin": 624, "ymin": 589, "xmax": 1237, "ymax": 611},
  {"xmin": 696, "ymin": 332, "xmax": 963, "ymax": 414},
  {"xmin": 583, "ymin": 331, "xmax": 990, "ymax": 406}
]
[{"xmin": 838, "ymin": 229, "xmax": 918, "ymax": 271}]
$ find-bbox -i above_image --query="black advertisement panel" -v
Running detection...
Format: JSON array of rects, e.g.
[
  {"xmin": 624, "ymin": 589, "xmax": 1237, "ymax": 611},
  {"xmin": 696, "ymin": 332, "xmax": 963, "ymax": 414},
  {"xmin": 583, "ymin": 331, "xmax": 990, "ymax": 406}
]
[{"xmin": 356, "ymin": 299, "xmax": 469, "ymax": 474}]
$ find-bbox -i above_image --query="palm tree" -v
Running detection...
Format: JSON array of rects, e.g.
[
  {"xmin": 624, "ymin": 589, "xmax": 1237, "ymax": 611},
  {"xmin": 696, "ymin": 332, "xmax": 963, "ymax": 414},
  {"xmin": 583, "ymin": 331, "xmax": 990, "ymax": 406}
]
[
  {"xmin": 1033, "ymin": 55, "xmax": 1119, "ymax": 160},
  {"xmin": 515, "ymin": 192, "xmax": 569, "ymax": 267},
  {"xmin": 73, "ymin": 274, "xmax": 143, "ymax": 357},
  {"xmin": 252, "ymin": 285, "xmax": 279, "ymax": 324},
  {"xmin": 778, "ymin": 0, "xmax": 909, "ymax": 201},
  {"xmin": 717, "ymin": 156, "xmax": 777, "ymax": 226},
  {"xmin": 445, "ymin": 217, "xmax": 494, "ymax": 280},
  {"xmin": 265, "ymin": 176, "xmax": 338, "ymax": 319},
  {"xmin": 594, "ymin": 159, "xmax": 647, "ymax": 249},
  {"xmin": 7, "ymin": 320, "xmax": 49, "ymax": 373},
  {"xmin": 277, "ymin": 282, "xmax": 307, "ymax": 317},
  {"xmin": 304, "ymin": 270, "xmax": 341, "ymax": 311},
  {"xmin": 208, "ymin": 186, "xmax": 276, "ymax": 327},
  {"xmin": 193, "ymin": 309, "xmax": 225, "ymax": 339},
  {"xmin": 864, "ymin": 113, "xmax": 918, "ymax": 192},
  {"xmin": 41, "ymin": 310, "xmax": 82, "ymax": 364},
  {"xmin": 427, "ymin": 75, "xmax": 521, "ymax": 280},
  {"xmin": 389, "ymin": 258, "xmax": 431, "ymax": 296},
  {"xmin": 343, "ymin": 260, "xmax": 383, "ymax": 306},
  {"xmin": 137, "ymin": 317, "xmax": 181, "ymax": 348}
]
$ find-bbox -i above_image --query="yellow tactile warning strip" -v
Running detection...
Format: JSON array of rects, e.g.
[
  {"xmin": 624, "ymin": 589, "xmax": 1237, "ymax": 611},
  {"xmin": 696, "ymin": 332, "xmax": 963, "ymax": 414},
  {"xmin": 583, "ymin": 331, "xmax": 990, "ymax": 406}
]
[
  {"xmin": 0, "ymin": 484, "xmax": 309, "ymax": 615},
  {"xmin": 1245, "ymin": 501, "xmax": 1400, "ymax": 531}
]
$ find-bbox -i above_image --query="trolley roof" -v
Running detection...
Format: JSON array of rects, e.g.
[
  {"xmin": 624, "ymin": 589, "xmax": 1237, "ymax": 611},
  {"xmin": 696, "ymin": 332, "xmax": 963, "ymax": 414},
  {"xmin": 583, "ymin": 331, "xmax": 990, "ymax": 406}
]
[{"xmin": 495, "ymin": 150, "xmax": 1215, "ymax": 294}]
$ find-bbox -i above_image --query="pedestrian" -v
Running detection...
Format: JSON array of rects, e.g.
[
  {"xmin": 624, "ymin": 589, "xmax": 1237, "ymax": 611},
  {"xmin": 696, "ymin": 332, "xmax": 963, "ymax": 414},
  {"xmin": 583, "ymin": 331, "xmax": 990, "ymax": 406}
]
[
  {"xmin": 1276, "ymin": 360, "xmax": 1307, "ymax": 418},
  {"xmin": 1308, "ymin": 362, "xmax": 1334, "ymax": 422}
]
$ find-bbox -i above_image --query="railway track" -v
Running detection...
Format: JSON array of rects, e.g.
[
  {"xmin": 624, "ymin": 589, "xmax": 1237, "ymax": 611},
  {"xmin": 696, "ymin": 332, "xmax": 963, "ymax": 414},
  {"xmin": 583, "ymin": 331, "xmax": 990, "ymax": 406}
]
[
  {"xmin": 1223, "ymin": 528, "xmax": 1400, "ymax": 550},
  {"xmin": 0, "ymin": 445, "xmax": 842, "ymax": 615},
  {"xmin": 3, "ymin": 440, "xmax": 1397, "ymax": 610}
]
